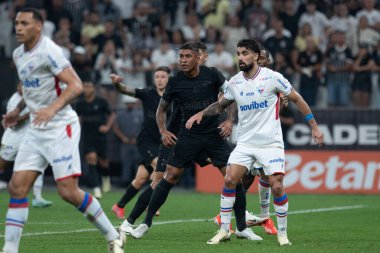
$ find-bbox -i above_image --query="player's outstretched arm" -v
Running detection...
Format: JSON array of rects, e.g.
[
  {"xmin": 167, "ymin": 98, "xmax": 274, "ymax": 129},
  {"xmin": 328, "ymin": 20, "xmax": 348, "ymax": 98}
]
[
  {"xmin": 186, "ymin": 96, "xmax": 234, "ymax": 130},
  {"xmin": 156, "ymin": 98, "xmax": 177, "ymax": 147},
  {"xmin": 110, "ymin": 73, "xmax": 136, "ymax": 97},
  {"xmin": 287, "ymin": 89, "xmax": 324, "ymax": 146},
  {"xmin": 33, "ymin": 66, "xmax": 83, "ymax": 126},
  {"xmin": 2, "ymin": 99, "xmax": 27, "ymax": 128}
]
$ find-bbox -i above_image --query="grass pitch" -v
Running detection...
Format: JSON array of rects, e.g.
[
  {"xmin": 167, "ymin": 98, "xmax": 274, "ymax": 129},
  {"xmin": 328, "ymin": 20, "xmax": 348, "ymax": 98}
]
[{"xmin": 0, "ymin": 189, "xmax": 379, "ymax": 253}]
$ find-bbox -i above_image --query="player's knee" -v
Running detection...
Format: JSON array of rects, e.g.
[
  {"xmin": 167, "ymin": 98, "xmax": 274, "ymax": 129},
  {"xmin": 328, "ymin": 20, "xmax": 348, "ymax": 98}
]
[
  {"xmin": 271, "ymin": 182, "xmax": 283, "ymax": 197},
  {"xmin": 224, "ymin": 175, "xmax": 238, "ymax": 188},
  {"xmin": 8, "ymin": 181, "xmax": 29, "ymax": 198},
  {"xmin": 85, "ymin": 153, "xmax": 97, "ymax": 164},
  {"xmin": 164, "ymin": 172, "xmax": 180, "ymax": 184},
  {"xmin": 132, "ymin": 177, "xmax": 147, "ymax": 189}
]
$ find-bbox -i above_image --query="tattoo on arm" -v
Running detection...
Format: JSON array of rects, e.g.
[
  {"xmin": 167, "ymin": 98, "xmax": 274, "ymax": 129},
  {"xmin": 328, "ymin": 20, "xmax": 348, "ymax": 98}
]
[
  {"xmin": 115, "ymin": 82, "xmax": 136, "ymax": 97},
  {"xmin": 203, "ymin": 98, "xmax": 234, "ymax": 117},
  {"xmin": 16, "ymin": 99, "xmax": 26, "ymax": 112},
  {"xmin": 226, "ymin": 101, "xmax": 237, "ymax": 121},
  {"xmin": 156, "ymin": 99, "xmax": 169, "ymax": 131}
]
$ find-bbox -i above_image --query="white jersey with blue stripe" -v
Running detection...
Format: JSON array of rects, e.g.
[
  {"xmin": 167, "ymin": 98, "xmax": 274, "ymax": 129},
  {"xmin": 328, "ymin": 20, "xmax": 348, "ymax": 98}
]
[
  {"xmin": 224, "ymin": 67, "xmax": 293, "ymax": 148},
  {"xmin": 12, "ymin": 36, "xmax": 78, "ymax": 129}
]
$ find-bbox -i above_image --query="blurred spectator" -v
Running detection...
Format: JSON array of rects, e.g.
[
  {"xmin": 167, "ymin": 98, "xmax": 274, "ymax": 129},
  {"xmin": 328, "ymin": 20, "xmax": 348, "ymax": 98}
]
[
  {"xmin": 263, "ymin": 17, "xmax": 292, "ymax": 41},
  {"xmin": 223, "ymin": 15, "xmax": 247, "ymax": 56},
  {"xmin": 329, "ymin": 3, "xmax": 357, "ymax": 52},
  {"xmin": 95, "ymin": 0, "xmax": 121, "ymax": 24},
  {"xmin": 71, "ymin": 46, "xmax": 93, "ymax": 81},
  {"xmin": 92, "ymin": 19, "xmax": 124, "ymax": 55},
  {"xmin": 278, "ymin": 0, "xmax": 301, "ymax": 39},
  {"xmin": 201, "ymin": 0, "xmax": 230, "ymax": 29},
  {"xmin": 131, "ymin": 23, "xmax": 157, "ymax": 59},
  {"xmin": 113, "ymin": 101, "xmax": 143, "ymax": 185},
  {"xmin": 54, "ymin": 16, "xmax": 80, "ymax": 47},
  {"xmin": 274, "ymin": 52, "xmax": 293, "ymax": 82},
  {"xmin": 81, "ymin": 10, "xmax": 105, "ymax": 43},
  {"xmin": 46, "ymin": 0, "xmax": 72, "ymax": 30},
  {"xmin": 374, "ymin": 42, "xmax": 380, "ymax": 90},
  {"xmin": 325, "ymin": 31, "xmax": 354, "ymax": 107},
  {"xmin": 116, "ymin": 49, "xmax": 151, "ymax": 93},
  {"xmin": 0, "ymin": 1, "xmax": 12, "ymax": 57},
  {"xmin": 242, "ymin": 0, "xmax": 271, "ymax": 43},
  {"xmin": 294, "ymin": 22, "xmax": 317, "ymax": 52},
  {"xmin": 264, "ymin": 18, "xmax": 294, "ymax": 60},
  {"xmin": 298, "ymin": 0, "xmax": 330, "ymax": 51},
  {"xmin": 203, "ymin": 26, "xmax": 222, "ymax": 53},
  {"xmin": 206, "ymin": 41, "xmax": 235, "ymax": 78},
  {"xmin": 169, "ymin": 29, "xmax": 186, "ymax": 54},
  {"xmin": 94, "ymin": 39, "xmax": 119, "ymax": 109},
  {"xmin": 182, "ymin": 13, "xmax": 205, "ymax": 41},
  {"xmin": 352, "ymin": 16, "xmax": 380, "ymax": 56},
  {"xmin": 294, "ymin": 35, "xmax": 323, "ymax": 106},
  {"xmin": 125, "ymin": 1, "xmax": 160, "ymax": 39},
  {"xmin": 356, "ymin": 0, "xmax": 380, "ymax": 31},
  {"xmin": 63, "ymin": 0, "xmax": 87, "ymax": 32},
  {"xmin": 151, "ymin": 40, "xmax": 177, "ymax": 70},
  {"xmin": 40, "ymin": 8, "xmax": 55, "ymax": 39},
  {"xmin": 162, "ymin": 0, "xmax": 179, "ymax": 29},
  {"xmin": 352, "ymin": 46, "xmax": 375, "ymax": 107}
]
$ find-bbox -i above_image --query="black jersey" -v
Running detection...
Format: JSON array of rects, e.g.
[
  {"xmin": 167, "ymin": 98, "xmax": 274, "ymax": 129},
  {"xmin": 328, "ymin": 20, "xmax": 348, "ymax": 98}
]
[
  {"xmin": 75, "ymin": 97, "xmax": 111, "ymax": 139},
  {"xmin": 166, "ymin": 98, "xmax": 181, "ymax": 134},
  {"xmin": 162, "ymin": 66, "xmax": 225, "ymax": 134},
  {"xmin": 135, "ymin": 88, "xmax": 161, "ymax": 142}
]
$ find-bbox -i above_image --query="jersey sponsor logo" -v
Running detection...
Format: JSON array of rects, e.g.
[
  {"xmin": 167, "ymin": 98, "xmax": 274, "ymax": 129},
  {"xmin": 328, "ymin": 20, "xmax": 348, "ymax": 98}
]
[
  {"xmin": 269, "ymin": 157, "xmax": 285, "ymax": 164},
  {"xmin": 22, "ymin": 78, "xmax": 40, "ymax": 88},
  {"xmin": 277, "ymin": 79, "xmax": 288, "ymax": 89},
  {"xmin": 259, "ymin": 77, "xmax": 272, "ymax": 81},
  {"xmin": 257, "ymin": 84, "xmax": 265, "ymax": 95},
  {"xmin": 52, "ymin": 155, "xmax": 72, "ymax": 164},
  {"xmin": 240, "ymin": 91, "xmax": 244, "ymax": 96},
  {"xmin": 239, "ymin": 100, "xmax": 269, "ymax": 111},
  {"xmin": 246, "ymin": 92, "xmax": 254, "ymax": 96}
]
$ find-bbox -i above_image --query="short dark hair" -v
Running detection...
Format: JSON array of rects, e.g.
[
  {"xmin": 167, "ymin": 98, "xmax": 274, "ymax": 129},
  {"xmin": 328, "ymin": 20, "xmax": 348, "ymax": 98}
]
[
  {"xmin": 191, "ymin": 41, "xmax": 208, "ymax": 52},
  {"xmin": 179, "ymin": 42, "xmax": 200, "ymax": 54},
  {"xmin": 237, "ymin": 39, "xmax": 261, "ymax": 55},
  {"xmin": 155, "ymin": 66, "xmax": 171, "ymax": 75},
  {"xmin": 19, "ymin": 7, "xmax": 44, "ymax": 23}
]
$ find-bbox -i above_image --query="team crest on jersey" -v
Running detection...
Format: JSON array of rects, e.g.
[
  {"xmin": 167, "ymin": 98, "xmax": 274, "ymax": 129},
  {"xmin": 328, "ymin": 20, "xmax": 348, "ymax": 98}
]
[
  {"xmin": 257, "ymin": 84, "xmax": 265, "ymax": 95},
  {"xmin": 240, "ymin": 91, "xmax": 244, "ymax": 96}
]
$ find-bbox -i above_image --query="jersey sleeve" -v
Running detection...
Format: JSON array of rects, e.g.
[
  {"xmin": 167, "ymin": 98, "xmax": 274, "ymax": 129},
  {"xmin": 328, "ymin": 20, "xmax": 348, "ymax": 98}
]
[
  {"xmin": 45, "ymin": 41, "xmax": 71, "ymax": 76},
  {"xmin": 273, "ymin": 71, "xmax": 293, "ymax": 96},
  {"xmin": 101, "ymin": 98, "xmax": 111, "ymax": 115},
  {"xmin": 162, "ymin": 77, "xmax": 175, "ymax": 104},
  {"xmin": 134, "ymin": 88, "xmax": 148, "ymax": 100},
  {"xmin": 213, "ymin": 68, "xmax": 226, "ymax": 88}
]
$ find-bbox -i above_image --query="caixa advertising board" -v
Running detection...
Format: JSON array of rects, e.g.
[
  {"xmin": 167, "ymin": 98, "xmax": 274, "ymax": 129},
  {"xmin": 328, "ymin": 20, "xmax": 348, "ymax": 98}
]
[
  {"xmin": 196, "ymin": 151, "xmax": 380, "ymax": 194},
  {"xmin": 286, "ymin": 109, "xmax": 380, "ymax": 150}
]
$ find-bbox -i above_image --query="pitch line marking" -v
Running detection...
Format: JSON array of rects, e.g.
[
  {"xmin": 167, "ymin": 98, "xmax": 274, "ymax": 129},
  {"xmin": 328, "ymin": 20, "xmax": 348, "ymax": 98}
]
[{"xmin": 0, "ymin": 205, "xmax": 364, "ymax": 238}]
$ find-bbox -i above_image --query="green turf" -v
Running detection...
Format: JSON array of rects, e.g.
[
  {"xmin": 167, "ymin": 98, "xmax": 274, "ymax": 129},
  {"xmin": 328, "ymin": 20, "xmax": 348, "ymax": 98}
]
[{"xmin": 0, "ymin": 189, "xmax": 379, "ymax": 253}]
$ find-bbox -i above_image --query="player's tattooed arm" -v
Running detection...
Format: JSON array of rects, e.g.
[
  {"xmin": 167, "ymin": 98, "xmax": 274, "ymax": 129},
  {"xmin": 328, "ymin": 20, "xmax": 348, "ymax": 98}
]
[
  {"xmin": 16, "ymin": 99, "xmax": 26, "ymax": 112},
  {"xmin": 156, "ymin": 99, "xmax": 177, "ymax": 147},
  {"xmin": 203, "ymin": 97, "xmax": 234, "ymax": 117},
  {"xmin": 110, "ymin": 73, "xmax": 136, "ymax": 96}
]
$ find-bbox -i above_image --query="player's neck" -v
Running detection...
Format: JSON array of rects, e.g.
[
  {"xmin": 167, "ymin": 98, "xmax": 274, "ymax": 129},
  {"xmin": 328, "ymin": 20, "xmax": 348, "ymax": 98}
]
[
  {"xmin": 244, "ymin": 65, "xmax": 260, "ymax": 79},
  {"xmin": 184, "ymin": 66, "xmax": 200, "ymax": 78},
  {"xmin": 24, "ymin": 34, "xmax": 42, "ymax": 52},
  {"xmin": 156, "ymin": 88, "xmax": 164, "ymax": 96},
  {"xmin": 85, "ymin": 94, "xmax": 95, "ymax": 102}
]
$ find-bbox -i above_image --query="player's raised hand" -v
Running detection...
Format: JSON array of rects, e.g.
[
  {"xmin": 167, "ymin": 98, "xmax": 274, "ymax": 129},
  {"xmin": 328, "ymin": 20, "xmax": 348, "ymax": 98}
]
[
  {"xmin": 186, "ymin": 112, "xmax": 204, "ymax": 129},
  {"xmin": 218, "ymin": 119, "xmax": 233, "ymax": 139},
  {"xmin": 2, "ymin": 109, "xmax": 20, "ymax": 128},
  {"xmin": 312, "ymin": 127, "xmax": 324, "ymax": 147},
  {"xmin": 161, "ymin": 129, "xmax": 177, "ymax": 147},
  {"xmin": 110, "ymin": 73, "xmax": 123, "ymax": 85},
  {"xmin": 33, "ymin": 107, "xmax": 57, "ymax": 127}
]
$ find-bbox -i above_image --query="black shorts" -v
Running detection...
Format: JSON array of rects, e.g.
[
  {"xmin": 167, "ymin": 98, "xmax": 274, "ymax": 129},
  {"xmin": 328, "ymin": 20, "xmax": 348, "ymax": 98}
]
[
  {"xmin": 136, "ymin": 133, "xmax": 160, "ymax": 167},
  {"xmin": 156, "ymin": 144, "xmax": 171, "ymax": 173},
  {"xmin": 194, "ymin": 152, "xmax": 211, "ymax": 167},
  {"xmin": 83, "ymin": 137, "xmax": 107, "ymax": 159},
  {"xmin": 167, "ymin": 132, "xmax": 231, "ymax": 169}
]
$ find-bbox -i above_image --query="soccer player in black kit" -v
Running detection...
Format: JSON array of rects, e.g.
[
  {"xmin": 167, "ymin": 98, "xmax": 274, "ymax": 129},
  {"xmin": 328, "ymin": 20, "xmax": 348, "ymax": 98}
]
[
  {"xmin": 118, "ymin": 42, "xmax": 224, "ymax": 235},
  {"xmin": 110, "ymin": 66, "xmax": 171, "ymax": 219},
  {"xmin": 131, "ymin": 42, "xmax": 259, "ymax": 242},
  {"xmin": 75, "ymin": 80, "xmax": 116, "ymax": 199}
]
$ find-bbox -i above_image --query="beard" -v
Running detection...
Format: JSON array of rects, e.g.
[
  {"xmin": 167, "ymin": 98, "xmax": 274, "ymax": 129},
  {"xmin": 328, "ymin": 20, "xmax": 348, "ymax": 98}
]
[{"xmin": 239, "ymin": 62, "xmax": 254, "ymax": 72}]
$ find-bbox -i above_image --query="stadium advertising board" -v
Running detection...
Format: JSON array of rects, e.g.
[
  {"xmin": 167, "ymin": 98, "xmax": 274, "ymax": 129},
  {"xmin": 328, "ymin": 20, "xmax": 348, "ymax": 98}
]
[{"xmin": 196, "ymin": 151, "xmax": 380, "ymax": 194}]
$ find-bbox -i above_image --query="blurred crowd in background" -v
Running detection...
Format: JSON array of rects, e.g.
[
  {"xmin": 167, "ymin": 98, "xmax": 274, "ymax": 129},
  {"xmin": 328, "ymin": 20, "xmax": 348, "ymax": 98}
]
[{"xmin": 0, "ymin": 0, "xmax": 379, "ymax": 187}]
